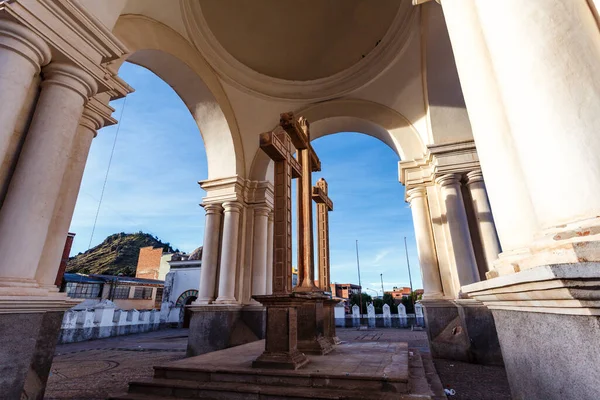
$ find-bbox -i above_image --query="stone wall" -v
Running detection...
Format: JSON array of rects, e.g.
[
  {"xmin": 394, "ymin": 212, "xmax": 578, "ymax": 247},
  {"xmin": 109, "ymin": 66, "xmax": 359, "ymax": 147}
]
[{"xmin": 58, "ymin": 301, "xmax": 163, "ymax": 344}]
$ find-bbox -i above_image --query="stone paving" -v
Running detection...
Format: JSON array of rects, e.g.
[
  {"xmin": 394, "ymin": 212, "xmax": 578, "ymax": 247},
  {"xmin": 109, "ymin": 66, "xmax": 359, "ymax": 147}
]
[
  {"xmin": 46, "ymin": 329, "xmax": 188, "ymax": 400},
  {"xmin": 45, "ymin": 327, "xmax": 511, "ymax": 400}
]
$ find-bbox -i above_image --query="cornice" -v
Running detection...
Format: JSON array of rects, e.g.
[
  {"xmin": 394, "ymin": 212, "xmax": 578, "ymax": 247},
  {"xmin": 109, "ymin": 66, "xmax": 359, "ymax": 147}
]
[
  {"xmin": 181, "ymin": 0, "xmax": 417, "ymax": 102},
  {"xmin": 199, "ymin": 176, "xmax": 274, "ymax": 208},
  {"xmin": 399, "ymin": 140, "xmax": 480, "ymax": 197},
  {"xmin": 1, "ymin": 0, "xmax": 132, "ymax": 98}
]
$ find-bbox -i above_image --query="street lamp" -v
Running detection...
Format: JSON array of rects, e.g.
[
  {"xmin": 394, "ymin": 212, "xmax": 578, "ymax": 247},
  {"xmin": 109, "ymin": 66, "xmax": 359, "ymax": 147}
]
[{"xmin": 365, "ymin": 288, "xmax": 379, "ymax": 298}]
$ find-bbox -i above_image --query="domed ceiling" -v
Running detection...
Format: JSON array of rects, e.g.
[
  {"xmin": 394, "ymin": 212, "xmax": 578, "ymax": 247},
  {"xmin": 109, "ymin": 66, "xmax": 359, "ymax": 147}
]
[
  {"xmin": 182, "ymin": 0, "xmax": 415, "ymax": 100},
  {"xmin": 198, "ymin": 0, "xmax": 401, "ymax": 81}
]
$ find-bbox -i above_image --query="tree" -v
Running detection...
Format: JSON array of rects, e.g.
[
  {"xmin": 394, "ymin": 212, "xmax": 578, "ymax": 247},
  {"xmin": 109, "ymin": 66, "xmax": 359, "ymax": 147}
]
[
  {"xmin": 382, "ymin": 293, "xmax": 398, "ymax": 313},
  {"xmin": 401, "ymin": 296, "xmax": 415, "ymax": 314},
  {"xmin": 349, "ymin": 293, "xmax": 372, "ymax": 314}
]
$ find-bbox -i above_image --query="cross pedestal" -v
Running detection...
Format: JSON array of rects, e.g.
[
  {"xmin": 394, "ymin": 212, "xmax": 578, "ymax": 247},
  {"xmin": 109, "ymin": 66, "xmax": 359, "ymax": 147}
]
[
  {"xmin": 252, "ymin": 293, "xmax": 311, "ymax": 370},
  {"xmin": 323, "ymin": 298, "xmax": 342, "ymax": 345},
  {"xmin": 296, "ymin": 292, "xmax": 334, "ymax": 355}
]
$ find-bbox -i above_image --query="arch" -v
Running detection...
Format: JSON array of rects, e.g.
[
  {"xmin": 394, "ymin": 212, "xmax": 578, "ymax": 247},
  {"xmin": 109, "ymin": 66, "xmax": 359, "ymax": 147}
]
[
  {"xmin": 249, "ymin": 99, "xmax": 426, "ymax": 181},
  {"xmin": 176, "ymin": 289, "xmax": 199, "ymax": 307},
  {"xmin": 112, "ymin": 15, "xmax": 245, "ymax": 179}
]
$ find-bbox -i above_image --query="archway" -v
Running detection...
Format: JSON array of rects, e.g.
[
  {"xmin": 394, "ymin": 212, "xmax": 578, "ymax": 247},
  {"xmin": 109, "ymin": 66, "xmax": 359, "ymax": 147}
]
[
  {"xmin": 249, "ymin": 99, "xmax": 426, "ymax": 181},
  {"xmin": 176, "ymin": 289, "xmax": 199, "ymax": 328},
  {"xmin": 112, "ymin": 15, "xmax": 245, "ymax": 180}
]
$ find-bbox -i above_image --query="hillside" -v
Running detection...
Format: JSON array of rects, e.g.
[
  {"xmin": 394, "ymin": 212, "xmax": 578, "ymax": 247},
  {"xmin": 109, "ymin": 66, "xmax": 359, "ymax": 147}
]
[{"xmin": 66, "ymin": 232, "xmax": 176, "ymax": 277}]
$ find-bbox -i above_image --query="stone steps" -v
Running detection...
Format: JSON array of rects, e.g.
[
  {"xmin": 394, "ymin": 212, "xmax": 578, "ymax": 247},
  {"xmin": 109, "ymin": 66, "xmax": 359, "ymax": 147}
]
[
  {"xmin": 110, "ymin": 341, "xmax": 444, "ymax": 400},
  {"xmin": 110, "ymin": 378, "xmax": 429, "ymax": 400},
  {"xmin": 152, "ymin": 364, "xmax": 408, "ymax": 393}
]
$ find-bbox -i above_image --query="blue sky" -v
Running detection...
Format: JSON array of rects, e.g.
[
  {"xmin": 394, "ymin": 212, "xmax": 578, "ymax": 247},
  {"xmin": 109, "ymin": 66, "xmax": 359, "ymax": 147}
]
[{"xmin": 70, "ymin": 63, "xmax": 422, "ymax": 293}]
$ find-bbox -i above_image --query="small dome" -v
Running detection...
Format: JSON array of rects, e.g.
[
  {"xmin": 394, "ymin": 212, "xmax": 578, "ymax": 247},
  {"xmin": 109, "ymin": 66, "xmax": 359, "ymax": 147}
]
[{"xmin": 188, "ymin": 246, "xmax": 203, "ymax": 261}]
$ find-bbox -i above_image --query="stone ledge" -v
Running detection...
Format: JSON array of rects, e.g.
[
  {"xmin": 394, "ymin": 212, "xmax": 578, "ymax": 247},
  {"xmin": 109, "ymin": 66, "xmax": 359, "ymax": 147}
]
[{"xmin": 462, "ymin": 262, "xmax": 600, "ymax": 315}]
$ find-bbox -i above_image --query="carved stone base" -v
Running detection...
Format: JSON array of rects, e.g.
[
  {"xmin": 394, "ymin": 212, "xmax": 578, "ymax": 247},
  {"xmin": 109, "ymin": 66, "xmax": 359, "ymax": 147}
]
[
  {"xmin": 323, "ymin": 298, "xmax": 342, "ymax": 345},
  {"xmin": 251, "ymin": 293, "xmax": 311, "ymax": 370},
  {"xmin": 252, "ymin": 349, "xmax": 309, "ymax": 370},
  {"xmin": 297, "ymin": 294, "xmax": 334, "ymax": 355}
]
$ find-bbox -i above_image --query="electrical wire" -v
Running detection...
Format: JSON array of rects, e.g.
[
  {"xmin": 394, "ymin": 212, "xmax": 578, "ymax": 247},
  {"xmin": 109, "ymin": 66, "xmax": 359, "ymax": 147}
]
[{"xmin": 87, "ymin": 96, "xmax": 128, "ymax": 250}]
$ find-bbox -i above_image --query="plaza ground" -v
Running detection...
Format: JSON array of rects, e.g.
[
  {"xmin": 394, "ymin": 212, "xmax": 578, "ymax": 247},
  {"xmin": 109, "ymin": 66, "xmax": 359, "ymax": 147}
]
[{"xmin": 45, "ymin": 328, "xmax": 511, "ymax": 400}]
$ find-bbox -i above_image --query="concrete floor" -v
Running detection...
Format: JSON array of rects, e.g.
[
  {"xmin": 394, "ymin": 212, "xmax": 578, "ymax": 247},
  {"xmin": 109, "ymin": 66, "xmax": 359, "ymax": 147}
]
[{"xmin": 45, "ymin": 328, "xmax": 511, "ymax": 400}]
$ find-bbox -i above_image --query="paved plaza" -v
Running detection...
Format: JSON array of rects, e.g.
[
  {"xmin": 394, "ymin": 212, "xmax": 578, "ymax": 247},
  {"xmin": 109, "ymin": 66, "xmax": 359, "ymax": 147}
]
[{"xmin": 45, "ymin": 328, "xmax": 510, "ymax": 399}]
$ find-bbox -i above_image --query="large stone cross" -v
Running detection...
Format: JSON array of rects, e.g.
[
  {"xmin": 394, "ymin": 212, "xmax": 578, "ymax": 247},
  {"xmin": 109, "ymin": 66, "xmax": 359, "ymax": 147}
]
[
  {"xmin": 280, "ymin": 112, "xmax": 321, "ymax": 292},
  {"xmin": 259, "ymin": 129, "xmax": 301, "ymax": 294},
  {"xmin": 312, "ymin": 178, "xmax": 333, "ymax": 292}
]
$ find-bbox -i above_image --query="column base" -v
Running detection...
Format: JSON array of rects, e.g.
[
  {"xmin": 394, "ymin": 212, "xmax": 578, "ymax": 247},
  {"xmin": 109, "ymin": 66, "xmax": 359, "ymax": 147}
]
[
  {"xmin": 421, "ymin": 299, "xmax": 503, "ymax": 366},
  {"xmin": 0, "ymin": 311, "xmax": 64, "ymax": 399},
  {"xmin": 461, "ymin": 261, "xmax": 600, "ymax": 400},
  {"xmin": 186, "ymin": 304, "xmax": 265, "ymax": 357},
  {"xmin": 213, "ymin": 297, "xmax": 237, "ymax": 304},
  {"xmin": 491, "ymin": 309, "xmax": 600, "ymax": 400}
]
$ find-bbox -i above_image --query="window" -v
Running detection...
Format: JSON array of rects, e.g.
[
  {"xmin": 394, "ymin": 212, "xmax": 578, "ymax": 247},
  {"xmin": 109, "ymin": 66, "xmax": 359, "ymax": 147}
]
[
  {"xmin": 154, "ymin": 288, "xmax": 163, "ymax": 309},
  {"xmin": 133, "ymin": 287, "xmax": 153, "ymax": 300},
  {"xmin": 111, "ymin": 286, "xmax": 130, "ymax": 299},
  {"xmin": 65, "ymin": 282, "xmax": 102, "ymax": 299}
]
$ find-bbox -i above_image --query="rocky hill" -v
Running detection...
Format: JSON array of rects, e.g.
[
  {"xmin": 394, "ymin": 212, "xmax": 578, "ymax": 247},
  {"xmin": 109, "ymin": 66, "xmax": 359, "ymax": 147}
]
[{"xmin": 66, "ymin": 232, "xmax": 176, "ymax": 277}]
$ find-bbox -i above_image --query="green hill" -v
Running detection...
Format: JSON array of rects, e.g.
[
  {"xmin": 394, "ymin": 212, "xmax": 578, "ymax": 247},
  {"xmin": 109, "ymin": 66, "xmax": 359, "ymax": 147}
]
[{"xmin": 66, "ymin": 232, "xmax": 176, "ymax": 277}]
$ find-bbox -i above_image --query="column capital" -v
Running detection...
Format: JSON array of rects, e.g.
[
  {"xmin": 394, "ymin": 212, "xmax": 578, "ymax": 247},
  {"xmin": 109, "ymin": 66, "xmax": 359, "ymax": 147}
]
[
  {"xmin": 0, "ymin": 19, "xmax": 51, "ymax": 71},
  {"xmin": 406, "ymin": 186, "xmax": 428, "ymax": 203},
  {"xmin": 222, "ymin": 201, "xmax": 243, "ymax": 213},
  {"xmin": 253, "ymin": 205, "xmax": 272, "ymax": 217},
  {"xmin": 435, "ymin": 173, "xmax": 462, "ymax": 187},
  {"xmin": 465, "ymin": 169, "xmax": 485, "ymax": 185},
  {"xmin": 202, "ymin": 203, "xmax": 223, "ymax": 215},
  {"xmin": 42, "ymin": 63, "xmax": 98, "ymax": 102},
  {"xmin": 79, "ymin": 107, "xmax": 104, "ymax": 137}
]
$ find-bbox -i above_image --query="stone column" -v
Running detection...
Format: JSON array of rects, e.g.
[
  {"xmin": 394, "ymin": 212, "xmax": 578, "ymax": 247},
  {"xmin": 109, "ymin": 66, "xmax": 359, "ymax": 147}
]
[
  {"xmin": 265, "ymin": 212, "xmax": 274, "ymax": 294},
  {"xmin": 35, "ymin": 106, "xmax": 103, "ymax": 290},
  {"xmin": 441, "ymin": 0, "xmax": 538, "ymax": 254},
  {"xmin": 195, "ymin": 203, "xmax": 223, "ymax": 304},
  {"xmin": 406, "ymin": 187, "xmax": 444, "ymax": 299},
  {"xmin": 215, "ymin": 201, "xmax": 242, "ymax": 304},
  {"xmin": 465, "ymin": 170, "xmax": 501, "ymax": 274},
  {"xmin": 251, "ymin": 206, "xmax": 270, "ymax": 297},
  {"xmin": 435, "ymin": 174, "xmax": 479, "ymax": 287},
  {"xmin": 0, "ymin": 63, "xmax": 97, "ymax": 289},
  {"xmin": 0, "ymin": 20, "xmax": 51, "ymax": 173},
  {"xmin": 473, "ymin": 0, "xmax": 600, "ymax": 239}
]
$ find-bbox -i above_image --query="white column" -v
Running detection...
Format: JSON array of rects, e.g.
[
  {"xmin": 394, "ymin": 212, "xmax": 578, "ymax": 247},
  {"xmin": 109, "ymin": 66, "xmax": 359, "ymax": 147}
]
[
  {"xmin": 436, "ymin": 174, "xmax": 479, "ymax": 287},
  {"xmin": 265, "ymin": 212, "xmax": 274, "ymax": 295},
  {"xmin": 406, "ymin": 187, "xmax": 444, "ymax": 299},
  {"xmin": 215, "ymin": 201, "xmax": 243, "ymax": 304},
  {"xmin": 0, "ymin": 63, "xmax": 97, "ymax": 288},
  {"xmin": 35, "ymin": 107, "xmax": 102, "ymax": 290},
  {"xmin": 251, "ymin": 206, "xmax": 270, "ymax": 298},
  {"xmin": 465, "ymin": 170, "xmax": 501, "ymax": 274},
  {"xmin": 195, "ymin": 203, "xmax": 223, "ymax": 304},
  {"xmin": 441, "ymin": 0, "xmax": 538, "ymax": 254},
  {"xmin": 0, "ymin": 20, "xmax": 51, "ymax": 172},
  {"xmin": 474, "ymin": 0, "xmax": 600, "ymax": 233}
]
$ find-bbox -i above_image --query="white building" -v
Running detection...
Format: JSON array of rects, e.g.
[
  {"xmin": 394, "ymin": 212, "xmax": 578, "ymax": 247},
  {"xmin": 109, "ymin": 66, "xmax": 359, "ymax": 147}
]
[{"xmin": 160, "ymin": 247, "xmax": 202, "ymax": 327}]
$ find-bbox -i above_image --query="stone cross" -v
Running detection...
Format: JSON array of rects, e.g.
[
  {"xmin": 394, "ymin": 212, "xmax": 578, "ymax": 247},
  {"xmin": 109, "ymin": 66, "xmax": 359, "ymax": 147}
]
[
  {"xmin": 259, "ymin": 129, "xmax": 301, "ymax": 294},
  {"xmin": 280, "ymin": 112, "xmax": 321, "ymax": 292},
  {"xmin": 312, "ymin": 178, "xmax": 333, "ymax": 292}
]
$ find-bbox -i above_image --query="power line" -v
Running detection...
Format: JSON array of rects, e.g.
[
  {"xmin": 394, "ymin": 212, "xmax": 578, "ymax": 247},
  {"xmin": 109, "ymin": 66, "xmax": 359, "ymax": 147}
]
[{"xmin": 88, "ymin": 97, "xmax": 128, "ymax": 250}]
